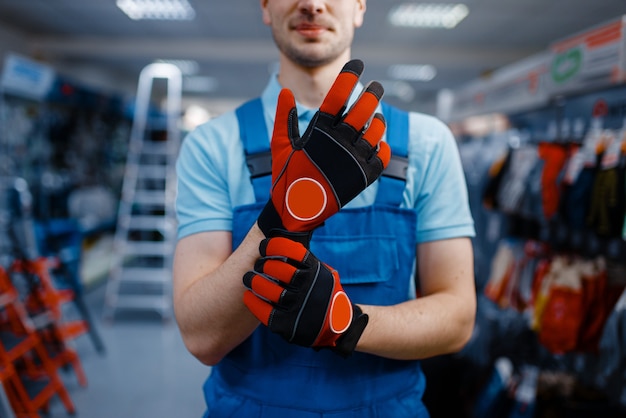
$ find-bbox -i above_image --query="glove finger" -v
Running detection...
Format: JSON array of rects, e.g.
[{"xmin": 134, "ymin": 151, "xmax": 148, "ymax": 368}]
[
  {"xmin": 343, "ymin": 81, "xmax": 384, "ymax": 131},
  {"xmin": 260, "ymin": 237, "xmax": 308, "ymax": 263},
  {"xmin": 361, "ymin": 113, "xmax": 391, "ymax": 169},
  {"xmin": 271, "ymin": 89, "xmax": 300, "ymax": 178},
  {"xmin": 319, "ymin": 59, "xmax": 363, "ymax": 116},
  {"xmin": 361, "ymin": 113, "xmax": 386, "ymax": 148},
  {"xmin": 274, "ymin": 88, "xmax": 299, "ymax": 139},
  {"xmin": 375, "ymin": 140, "xmax": 392, "ymax": 170},
  {"xmin": 243, "ymin": 290, "xmax": 274, "ymax": 326},
  {"xmin": 242, "ymin": 270, "xmax": 256, "ymax": 289},
  {"xmin": 260, "ymin": 259, "xmax": 298, "ymax": 286},
  {"xmin": 245, "ymin": 271, "xmax": 287, "ymax": 303}
]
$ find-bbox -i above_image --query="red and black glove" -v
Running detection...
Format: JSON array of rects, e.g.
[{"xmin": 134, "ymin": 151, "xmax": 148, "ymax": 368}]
[
  {"xmin": 257, "ymin": 59, "xmax": 390, "ymax": 244},
  {"xmin": 243, "ymin": 236, "xmax": 368, "ymax": 357}
]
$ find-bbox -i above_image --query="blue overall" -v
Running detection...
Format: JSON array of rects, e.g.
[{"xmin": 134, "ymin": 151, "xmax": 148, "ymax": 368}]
[{"xmin": 202, "ymin": 99, "xmax": 428, "ymax": 418}]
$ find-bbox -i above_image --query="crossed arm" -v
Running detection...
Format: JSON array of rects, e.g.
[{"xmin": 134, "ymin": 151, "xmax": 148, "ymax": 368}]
[{"xmin": 173, "ymin": 224, "xmax": 476, "ymax": 366}]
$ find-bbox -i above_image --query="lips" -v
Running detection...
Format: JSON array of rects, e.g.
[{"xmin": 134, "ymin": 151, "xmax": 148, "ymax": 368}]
[{"xmin": 293, "ymin": 21, "xmax": 329, "ymax": 38}]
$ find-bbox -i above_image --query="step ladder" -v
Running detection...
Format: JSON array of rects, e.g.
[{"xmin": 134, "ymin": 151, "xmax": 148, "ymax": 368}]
[{"xmin": 103, "ymin": 63, "xmax": 182, "ymax": 321}]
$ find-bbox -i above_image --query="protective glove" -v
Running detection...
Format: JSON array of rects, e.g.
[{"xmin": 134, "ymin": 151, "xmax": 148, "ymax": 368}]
[
  {"xmin": 243, "ymin": 236, "xmax": 368, "ymax": 357},
  {"xmin": 257, "ymin": 59, "xmax": 390, "ymax": 244}
]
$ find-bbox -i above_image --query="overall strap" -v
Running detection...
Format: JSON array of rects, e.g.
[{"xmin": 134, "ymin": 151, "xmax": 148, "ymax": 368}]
[
  {"xmin": 235, "ymin": 98, "xmax": 272, "ymax": 202},
  {"xmin": 235, "ymin": 99, "xmax": 409, "ymax": 205},
  {"xmin": 377, "ymin": 102, "xmax": 409, "ymax": 205}
]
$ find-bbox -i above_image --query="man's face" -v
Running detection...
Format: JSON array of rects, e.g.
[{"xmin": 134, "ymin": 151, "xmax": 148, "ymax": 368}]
[{"xmin": 261, "ymin": 0, "xmax": 366, "ymax": 68}]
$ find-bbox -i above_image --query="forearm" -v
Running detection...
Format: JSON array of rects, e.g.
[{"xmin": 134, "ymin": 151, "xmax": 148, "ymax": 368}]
[
  {"xmin": 356, "ymin": 237, "xmax": 477, "ymax": 360},
  {"xmin": 356, "ymin": 291, "xmax": 475, "ymax": 360},
  {"xmin": 173, "ymin": 225, "xmax": 265, "ymax": 365}
]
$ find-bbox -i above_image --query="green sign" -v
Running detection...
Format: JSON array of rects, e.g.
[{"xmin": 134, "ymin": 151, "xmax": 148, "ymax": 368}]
[{"xmin": 551, "ymin": 48, "xmax": 582, "ymax": 84}]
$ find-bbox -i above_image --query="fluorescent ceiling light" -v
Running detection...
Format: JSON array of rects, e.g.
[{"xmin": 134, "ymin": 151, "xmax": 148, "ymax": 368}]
[
  {"xmin": 388, "ymin": 3, "xmax": 469, "ymax": 29},
  {"xmin": 116, "ymin": 0, "xmax": 196, "ymax": 21},
  {"xmin": 388, "ymin": 64, "xmax": 437, "ymax": 81}
]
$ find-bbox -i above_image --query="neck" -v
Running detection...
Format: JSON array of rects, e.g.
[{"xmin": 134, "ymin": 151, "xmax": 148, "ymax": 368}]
[{"xmin": 276, "ymin": 52, "xmax": 352, "ymax": 109}]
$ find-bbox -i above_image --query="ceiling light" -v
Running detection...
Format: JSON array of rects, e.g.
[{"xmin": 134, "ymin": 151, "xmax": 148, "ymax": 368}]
[
  {"xmin": 388, "ymin": 64, "xmax": 437, "ymax": 81},
  {"xmin": 388, "ymin": 3, "xmax": 469, "ymax": 29},
  {"xmin": 116, "ymin": 0, "xmax": 196, "ymax": 21}
]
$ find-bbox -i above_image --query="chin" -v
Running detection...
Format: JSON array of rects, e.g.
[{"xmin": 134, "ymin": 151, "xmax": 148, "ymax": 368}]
[{"xmin": 289, "ymin": 47, "xmax": 341, "ymax": 68}]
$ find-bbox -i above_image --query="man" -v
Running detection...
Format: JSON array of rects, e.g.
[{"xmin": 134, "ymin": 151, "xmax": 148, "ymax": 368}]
[{"xmin": 173, "ymin": 0, "xmax": 476, "ymax": 416}]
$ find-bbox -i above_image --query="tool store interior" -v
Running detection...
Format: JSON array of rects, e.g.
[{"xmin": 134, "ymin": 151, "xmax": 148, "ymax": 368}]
[{"xmin": 0, "ymin": 1, "xmax": 626, "ymax": 417}]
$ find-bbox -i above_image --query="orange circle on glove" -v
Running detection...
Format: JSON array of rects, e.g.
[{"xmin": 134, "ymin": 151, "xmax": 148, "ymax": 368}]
[
  {"xmin": 329, "ymin": 291, "xmax": 353, "ymax": 334},
  {"xmin": 286, "ymin": 177, "xmax": 327, "ymax": 221}
]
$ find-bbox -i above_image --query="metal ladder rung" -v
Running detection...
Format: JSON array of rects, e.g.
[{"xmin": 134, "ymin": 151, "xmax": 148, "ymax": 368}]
[
  {"xmin": 119, "ymin": 267, "xmax": 171, "ymax": 283},
  {"xmin": 134, "ymin": 191, "xmax": 169, "ymax": 204},
  {"xmin": 112, "ymin": 295, "xmax": 171, "ymax": 311},
  {"xmin": 123, "ymin": 242, "xmax": 173, "ymax": 256},
  {"xmin": 125, "ymin": 215, "xmax": 175, "ymax": 231}
]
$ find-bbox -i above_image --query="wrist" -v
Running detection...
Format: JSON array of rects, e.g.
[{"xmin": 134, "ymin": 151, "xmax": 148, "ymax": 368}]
[
  {"xmin": 331, "ymin": 304, "xmax": 369, "ymax": 357},
  {"xmin": 257, "ymin": 200, "xmax": 284, "ymax": 237},
  {"xmin": 257, "ymin": 200, "xmax": 313, "ymax": 247}
]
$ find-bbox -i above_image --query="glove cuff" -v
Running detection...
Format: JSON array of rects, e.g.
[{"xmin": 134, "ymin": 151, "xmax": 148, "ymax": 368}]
[
  {"xmin": 257, "ymin": 200, "xmax": 284, "ymax": 237},
  {"xmin": 331, "ymin": 304, "xmax": 368, "ymax": 358},
  {"xmin": 258, "ymin": 201, "xmax": 312, "ymax": 247}
]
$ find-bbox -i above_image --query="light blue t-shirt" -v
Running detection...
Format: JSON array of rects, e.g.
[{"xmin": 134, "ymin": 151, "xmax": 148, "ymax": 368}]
[{"xmin": 176, "ymin": 74, "xmax": 475, "ymax": 243}]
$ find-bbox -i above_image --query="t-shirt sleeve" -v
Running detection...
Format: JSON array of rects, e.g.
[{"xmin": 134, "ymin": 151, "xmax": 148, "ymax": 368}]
[
  {"xmin": 409, "ymin": 113, "xmax": 475, "ymax": 243},
  {"xmin": 175, "ymin": 117, "xmax": 237, "ymax": 239}
]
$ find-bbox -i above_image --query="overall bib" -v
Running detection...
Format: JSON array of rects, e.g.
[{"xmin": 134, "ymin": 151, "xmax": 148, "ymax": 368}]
[{"xmin": 202, "ymin": 99, "xmax": 428, "ymax": 418}]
